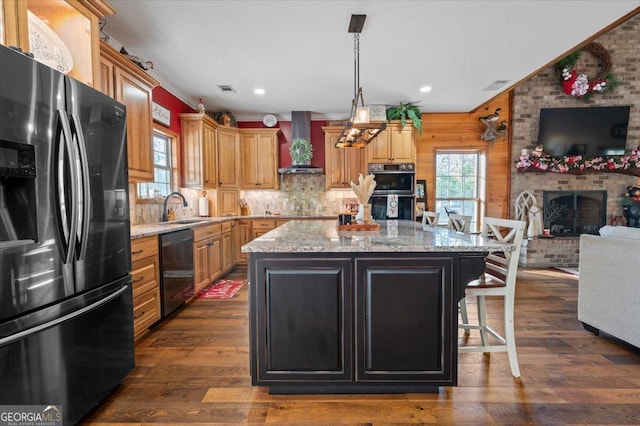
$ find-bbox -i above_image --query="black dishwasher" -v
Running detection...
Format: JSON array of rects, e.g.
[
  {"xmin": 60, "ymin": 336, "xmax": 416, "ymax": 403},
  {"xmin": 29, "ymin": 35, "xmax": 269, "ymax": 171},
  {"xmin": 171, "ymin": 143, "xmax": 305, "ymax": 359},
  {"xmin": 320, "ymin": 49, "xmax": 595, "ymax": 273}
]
[{"xmin": 159, "ymin": 229, "xmax": 194, "ymax": 318}]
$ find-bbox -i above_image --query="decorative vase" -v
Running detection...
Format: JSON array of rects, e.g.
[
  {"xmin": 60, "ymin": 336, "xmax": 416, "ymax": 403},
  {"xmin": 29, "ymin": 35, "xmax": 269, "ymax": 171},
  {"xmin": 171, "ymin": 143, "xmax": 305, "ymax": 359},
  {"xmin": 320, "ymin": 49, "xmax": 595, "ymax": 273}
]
[{"xmin": 355, "ymin": 203, "xmax": 372, "ymax": 224}]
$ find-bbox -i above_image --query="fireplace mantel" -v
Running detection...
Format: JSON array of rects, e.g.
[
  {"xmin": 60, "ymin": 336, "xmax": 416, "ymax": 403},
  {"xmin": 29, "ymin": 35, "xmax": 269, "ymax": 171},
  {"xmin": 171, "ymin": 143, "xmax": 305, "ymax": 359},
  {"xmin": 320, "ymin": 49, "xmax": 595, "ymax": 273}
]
[{"xmin": 515, "ymin": 151, "xmax": 640, "ymax": 176}]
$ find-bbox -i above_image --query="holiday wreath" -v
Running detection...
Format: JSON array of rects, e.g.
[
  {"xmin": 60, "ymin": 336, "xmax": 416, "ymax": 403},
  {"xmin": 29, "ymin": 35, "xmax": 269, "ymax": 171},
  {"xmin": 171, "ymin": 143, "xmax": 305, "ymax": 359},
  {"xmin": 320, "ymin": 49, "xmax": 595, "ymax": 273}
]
[{"xmin": 555, "ymin": 42, "xmax": 619, "ymax": 100}]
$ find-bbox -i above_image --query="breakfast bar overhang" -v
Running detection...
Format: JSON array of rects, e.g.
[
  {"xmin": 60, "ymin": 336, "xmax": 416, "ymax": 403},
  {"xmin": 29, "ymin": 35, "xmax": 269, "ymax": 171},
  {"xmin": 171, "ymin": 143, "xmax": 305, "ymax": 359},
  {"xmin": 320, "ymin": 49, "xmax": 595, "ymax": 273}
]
[{"xmin": 242, "ymin": 220, "xmax": 513, "ymax": 393}]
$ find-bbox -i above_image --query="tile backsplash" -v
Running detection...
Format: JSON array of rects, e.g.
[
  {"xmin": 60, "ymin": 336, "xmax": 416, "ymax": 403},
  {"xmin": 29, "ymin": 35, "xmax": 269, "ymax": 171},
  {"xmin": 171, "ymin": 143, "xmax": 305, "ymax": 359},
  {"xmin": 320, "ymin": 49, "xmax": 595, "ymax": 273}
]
[
  {"xmin": 242, "ymin": 175, "xmax": 350, "ymax": 216},
  {"xmin": 129, "ymin": 176, "xmax": 353, "ymax": 225}
]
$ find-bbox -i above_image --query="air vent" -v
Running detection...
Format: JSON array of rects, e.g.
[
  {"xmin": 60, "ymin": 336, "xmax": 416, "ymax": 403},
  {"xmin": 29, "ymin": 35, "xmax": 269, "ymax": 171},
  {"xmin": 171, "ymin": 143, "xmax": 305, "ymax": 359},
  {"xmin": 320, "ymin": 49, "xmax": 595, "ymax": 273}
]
[
  {"xmin": 217, "ymin": 84, "xmax": 236, "ymax": 94},
  {"xmin": 483, "ymin": 80, "xmax": 510, "ymax": 91}
]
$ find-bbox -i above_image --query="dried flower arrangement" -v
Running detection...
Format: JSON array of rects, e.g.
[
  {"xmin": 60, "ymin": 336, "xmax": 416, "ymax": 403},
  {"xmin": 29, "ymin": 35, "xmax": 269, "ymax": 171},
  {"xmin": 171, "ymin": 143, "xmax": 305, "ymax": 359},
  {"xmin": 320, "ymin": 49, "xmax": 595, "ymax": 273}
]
[{"xmin": 350, "ymin": 173, "xmax": 377, "ymax": 205}]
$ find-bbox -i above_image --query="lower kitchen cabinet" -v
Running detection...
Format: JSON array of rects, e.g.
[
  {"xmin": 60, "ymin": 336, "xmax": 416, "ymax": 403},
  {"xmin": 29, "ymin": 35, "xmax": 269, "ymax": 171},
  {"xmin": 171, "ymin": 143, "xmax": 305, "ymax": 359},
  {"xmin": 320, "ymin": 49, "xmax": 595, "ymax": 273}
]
[
  {"xmin": 237, "ymin": 220, "xmax": 252, "ymax": 265},
  {"xmin": 249, "ymin": 253, "xmax": 459, "ymax": 391},
  {"xmin": 193, "ymin": 223, "xmax": 222, "ymax": 292},
  {"xmin": 221, "ymin": 221, "xmax": 234, "ymax": 273},
  {"xmin": 130, "ymin": 235, "xmax": 161, "ymax": 340},
  {"xmin": 252, "ymin": 257, "xmax": 353, "ymax": 382},
  {"xmin": 355, "ymin": 258, "xmax": 453, "ymax": 382},
  {"xmin": 251, "ymin": 219, "xmax": 277, "ymax": 239}
]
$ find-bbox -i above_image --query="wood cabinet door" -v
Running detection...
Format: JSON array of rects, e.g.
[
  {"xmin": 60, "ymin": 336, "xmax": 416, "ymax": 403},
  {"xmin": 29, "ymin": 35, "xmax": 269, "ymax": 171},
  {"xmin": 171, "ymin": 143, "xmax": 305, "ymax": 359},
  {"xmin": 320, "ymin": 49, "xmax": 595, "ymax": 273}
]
[
  {"xmin": 241, "ymin": 131, "xmax": 278, "ymax": 189},
  {"xmin": 218, "ymin": 189, "xmax": 239, "ymax": 217},
  {"xmin": 251, "ymin": 256, "xmax": 353, "ymax": 382},
  {"xmin": 238, "ymin": 221, "xmax": 252, "ymax": 264},
  {"xmin": 390, "ymin": 126, "xmax": 415, "ymax": 163},
  {"xmin": 98, "ymin": 56, "xmax": 114, "ymax": 96},
  {"xmin": 354, "ymin": 257, "xmax": 455, "ymax": 384},
  {"xmin": 221, "ymin": 231, "xmax": 233, "ymax": 272},
  {"xmin": 208, "ymin": 236, "xmax": 222, "ymax": 282},
  {"xmin": 256, "ymin": 133, "xmax": 277, "ymax": 189},
  {"xmin": 202, "ymin": 122, "xmax": 218, "ymax": 188},
  {"xmin": 344, "ymin": 148, "xmax": 365, "ymax": 186},
  {"xmin": 325, "ymin": 141, "xmax": 347, "ymax": 188},
  {"xmin": 114, "ymin": 66, "xmax": 154, "ymax": 181},
  {"xmin": 324, "ymin": 133, "xmax": 365, "ymax": 189},
  {"xmin": 217, "ymin": 129, "xmax": 239, "ymax": 188},
  {"xmin": 193, "ymin": 239, "xmax": 210, "ymax": 292},
  {"xmin": 230, "ymin": 221, "xmax": 239, "ymax": 265},
  {"xmin": 366, "ymin": 131, "xmax": 390, "ymax": 164},
  {"xmin": 240, "ymin": 133, "xmax": 260, "ymax": 187},
  {"xmin": 181, "ymin": 118, "xmax": 203, "ymax": 188}
]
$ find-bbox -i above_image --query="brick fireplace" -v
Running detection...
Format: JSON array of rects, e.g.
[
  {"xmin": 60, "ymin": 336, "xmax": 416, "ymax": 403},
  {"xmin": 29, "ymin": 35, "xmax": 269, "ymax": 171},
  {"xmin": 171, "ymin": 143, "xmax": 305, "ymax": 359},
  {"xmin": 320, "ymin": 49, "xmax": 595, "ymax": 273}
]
[
  {"xmin": 509, "ymin": 13, "xmax": 640, "ymax": 268},
  {"xmin": 519, "ymin": 190, "xmax": 606, "ymax": 268}
]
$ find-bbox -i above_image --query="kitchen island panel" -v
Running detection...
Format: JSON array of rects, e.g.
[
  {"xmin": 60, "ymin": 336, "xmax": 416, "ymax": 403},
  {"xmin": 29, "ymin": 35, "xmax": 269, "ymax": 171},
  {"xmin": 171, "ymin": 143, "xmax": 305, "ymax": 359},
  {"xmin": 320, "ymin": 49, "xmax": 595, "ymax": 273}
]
[
  {"xmin": 251, "ymin": 257, "xmax": 353, "ymax": 383},
  {"xmin": 356, "ymin": 257, "xmax": 454, "ymax": 383}
]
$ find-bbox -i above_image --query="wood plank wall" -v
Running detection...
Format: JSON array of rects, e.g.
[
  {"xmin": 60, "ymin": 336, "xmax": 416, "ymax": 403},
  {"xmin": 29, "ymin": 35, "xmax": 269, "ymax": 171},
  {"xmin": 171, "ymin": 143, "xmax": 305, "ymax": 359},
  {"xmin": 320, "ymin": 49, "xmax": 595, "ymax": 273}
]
[{"xmin": 415, "ymin": 91, "xmax": 512, "ymax": 220}]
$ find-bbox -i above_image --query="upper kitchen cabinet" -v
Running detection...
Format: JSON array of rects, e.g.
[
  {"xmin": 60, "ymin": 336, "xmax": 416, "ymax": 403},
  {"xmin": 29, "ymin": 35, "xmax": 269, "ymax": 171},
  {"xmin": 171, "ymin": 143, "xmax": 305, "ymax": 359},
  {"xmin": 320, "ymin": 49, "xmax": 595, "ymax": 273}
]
[
  {"xmin": 179, "ymin": 113, "xmax": 219, "ymax": 189},
  {"xmin": 99, "ymin": 40, "xmax": 159, "ymax": 182},
  {"xmin": 240, "ymin": 128, "xmax": 280, "ymax": 190},
  {"xmin": 217, "ymin": 128, "xmax": 240, "ymax": 188},
  {"xmin": 1, "ymin": 0, "xmax": 114, "ymax": 88},
  {"xmin": 366, "ymin": 122, "xmax": 416, "ymax": 164},
  {"xmin": 323, "ymin": 126, "xmax": 366, "ymax": 189}
]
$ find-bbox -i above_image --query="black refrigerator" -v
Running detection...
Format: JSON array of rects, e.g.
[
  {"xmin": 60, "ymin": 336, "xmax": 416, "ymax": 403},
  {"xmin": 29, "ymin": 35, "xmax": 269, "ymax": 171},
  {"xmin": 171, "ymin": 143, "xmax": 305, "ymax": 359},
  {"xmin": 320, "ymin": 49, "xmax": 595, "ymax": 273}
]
[{"xmin": 0, "ymin": 45, "xmax": 134, "ymax": 425}]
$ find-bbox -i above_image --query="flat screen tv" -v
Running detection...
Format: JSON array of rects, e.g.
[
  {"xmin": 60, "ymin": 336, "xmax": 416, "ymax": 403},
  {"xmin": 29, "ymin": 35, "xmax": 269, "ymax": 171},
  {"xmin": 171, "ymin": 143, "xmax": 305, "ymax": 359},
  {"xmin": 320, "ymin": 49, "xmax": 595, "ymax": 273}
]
[{"xmin": 537, "ymin": 106, "xmax": 630, "ymax": 157}]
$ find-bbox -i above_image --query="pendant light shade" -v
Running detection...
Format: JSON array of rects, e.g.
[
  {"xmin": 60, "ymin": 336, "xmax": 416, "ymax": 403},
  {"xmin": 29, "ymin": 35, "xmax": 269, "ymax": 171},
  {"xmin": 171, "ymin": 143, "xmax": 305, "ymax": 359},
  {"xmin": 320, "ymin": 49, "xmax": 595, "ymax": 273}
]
[{"xmin": 335, "ymin": 15, "xmax": 386, "ymax": 148}]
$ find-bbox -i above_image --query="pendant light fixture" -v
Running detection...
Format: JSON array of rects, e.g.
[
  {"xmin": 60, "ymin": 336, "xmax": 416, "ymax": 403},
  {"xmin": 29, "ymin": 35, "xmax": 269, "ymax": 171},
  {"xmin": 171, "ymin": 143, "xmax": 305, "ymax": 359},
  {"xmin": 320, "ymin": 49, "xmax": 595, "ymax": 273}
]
[{"xmin": 335, "ymin": 14, "xmax": 386, "ymax": 148}]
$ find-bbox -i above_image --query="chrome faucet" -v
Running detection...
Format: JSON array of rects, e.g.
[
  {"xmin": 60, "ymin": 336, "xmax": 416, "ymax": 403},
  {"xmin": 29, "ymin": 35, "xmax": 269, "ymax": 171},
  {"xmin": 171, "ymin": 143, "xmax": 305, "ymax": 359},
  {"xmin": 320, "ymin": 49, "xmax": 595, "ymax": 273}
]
[{"xmin": 161, "ymin": 192, "xmax": 188, "ymax": 222}]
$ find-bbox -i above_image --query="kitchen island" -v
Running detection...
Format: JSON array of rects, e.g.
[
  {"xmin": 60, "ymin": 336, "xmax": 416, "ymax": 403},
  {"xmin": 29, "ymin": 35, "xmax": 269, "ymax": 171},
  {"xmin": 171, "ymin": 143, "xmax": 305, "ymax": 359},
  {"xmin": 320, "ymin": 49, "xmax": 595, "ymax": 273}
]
[{"xmin": 243, "ymin": 220, "xmax": 514, "ymax": 393}]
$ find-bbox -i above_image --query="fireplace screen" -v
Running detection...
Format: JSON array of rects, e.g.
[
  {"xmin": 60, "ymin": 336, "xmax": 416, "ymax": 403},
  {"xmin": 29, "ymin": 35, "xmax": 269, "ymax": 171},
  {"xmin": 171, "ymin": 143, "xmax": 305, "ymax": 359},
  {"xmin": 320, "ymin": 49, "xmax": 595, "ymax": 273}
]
[{"xmin": 543, "ymin": 190, "xmax": 607, "ymax": 236}]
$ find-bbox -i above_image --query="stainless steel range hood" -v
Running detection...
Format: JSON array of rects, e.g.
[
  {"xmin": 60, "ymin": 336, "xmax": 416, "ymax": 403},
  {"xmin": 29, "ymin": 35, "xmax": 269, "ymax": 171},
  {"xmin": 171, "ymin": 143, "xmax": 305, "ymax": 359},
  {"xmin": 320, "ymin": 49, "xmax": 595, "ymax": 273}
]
[
  {"xmin": 278, "ymin": 111, "xmax": 323, "ymax": 175},
  {"xmin": 278, "ymin": 165, "xmax": 323, "ymax": 175}
]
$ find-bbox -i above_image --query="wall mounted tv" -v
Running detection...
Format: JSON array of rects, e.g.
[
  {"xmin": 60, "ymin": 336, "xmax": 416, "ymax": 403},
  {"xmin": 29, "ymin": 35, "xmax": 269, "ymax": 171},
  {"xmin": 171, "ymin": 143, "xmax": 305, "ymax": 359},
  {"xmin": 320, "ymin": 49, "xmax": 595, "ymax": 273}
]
[{"xmin": 537, "ymin": 106, "xmax": 630, "ymax": 157}]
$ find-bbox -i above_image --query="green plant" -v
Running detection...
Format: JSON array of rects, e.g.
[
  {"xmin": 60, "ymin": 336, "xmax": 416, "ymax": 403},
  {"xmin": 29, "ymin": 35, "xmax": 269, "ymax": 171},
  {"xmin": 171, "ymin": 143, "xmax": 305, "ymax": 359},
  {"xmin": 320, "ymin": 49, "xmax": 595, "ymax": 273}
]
[
  {"xmin": 386, "ymin": 102, "xmax": 422, "ymax": 135},
  {"xmin": 290, "ymin": 138, "xmax": 313, "ymax": 164}
]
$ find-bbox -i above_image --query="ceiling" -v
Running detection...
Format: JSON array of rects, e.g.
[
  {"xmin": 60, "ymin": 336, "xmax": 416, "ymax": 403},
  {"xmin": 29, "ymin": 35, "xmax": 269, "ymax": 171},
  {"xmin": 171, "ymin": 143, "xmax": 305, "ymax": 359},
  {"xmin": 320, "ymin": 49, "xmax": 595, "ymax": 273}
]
[{"xmin": 103, "ymin": 1, "xmax": 640, "ymax": 121}]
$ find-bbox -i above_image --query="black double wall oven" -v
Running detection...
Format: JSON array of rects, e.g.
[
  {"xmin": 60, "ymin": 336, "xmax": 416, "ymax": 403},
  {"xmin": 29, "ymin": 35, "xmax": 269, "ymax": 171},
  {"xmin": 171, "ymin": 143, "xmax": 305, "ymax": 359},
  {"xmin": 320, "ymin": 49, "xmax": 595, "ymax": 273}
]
[{"xmin": 368, "ymin": 163, "xmax": 416, "ymax": 221}]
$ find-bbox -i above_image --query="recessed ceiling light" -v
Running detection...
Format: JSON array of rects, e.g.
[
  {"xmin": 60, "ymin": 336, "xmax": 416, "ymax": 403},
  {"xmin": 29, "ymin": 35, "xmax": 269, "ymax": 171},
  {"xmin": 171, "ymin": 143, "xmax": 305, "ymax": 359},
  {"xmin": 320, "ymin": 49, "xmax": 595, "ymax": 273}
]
[
  {"xmin": 419, "ymin": 86, "xmax": 432, "ymax": 93},
  {"xmin": 254, "ymin": 88, "xmax": 265, "ymax": 95}
]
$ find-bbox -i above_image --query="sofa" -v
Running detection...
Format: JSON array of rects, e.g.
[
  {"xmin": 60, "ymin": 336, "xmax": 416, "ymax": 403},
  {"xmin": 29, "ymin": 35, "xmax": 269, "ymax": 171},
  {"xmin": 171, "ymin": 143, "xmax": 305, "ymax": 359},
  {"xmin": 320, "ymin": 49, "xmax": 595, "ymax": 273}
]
[{"xmin": 578, "ymin": 225, "xmax": 640, "ymax": 348}]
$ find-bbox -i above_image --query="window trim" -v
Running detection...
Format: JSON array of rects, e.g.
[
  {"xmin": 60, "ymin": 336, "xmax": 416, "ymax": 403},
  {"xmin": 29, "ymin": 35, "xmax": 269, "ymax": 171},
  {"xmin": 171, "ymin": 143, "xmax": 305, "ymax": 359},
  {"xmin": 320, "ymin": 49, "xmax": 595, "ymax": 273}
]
[
  {"xmin": 135, "ymin": 125, "xmax": 181, "ymax": 204},
  {"xmin": 433, "ymin": 149, "xmax": 487, "ymax": 232}
]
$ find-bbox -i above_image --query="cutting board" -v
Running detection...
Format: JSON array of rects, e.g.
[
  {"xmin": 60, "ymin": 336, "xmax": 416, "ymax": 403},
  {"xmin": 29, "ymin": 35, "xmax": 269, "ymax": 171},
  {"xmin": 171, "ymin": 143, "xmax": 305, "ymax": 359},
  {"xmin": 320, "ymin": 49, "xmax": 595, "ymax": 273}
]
[{"xmin": 336, "ymin": 223, "xmax": 381, "ymax": 231}]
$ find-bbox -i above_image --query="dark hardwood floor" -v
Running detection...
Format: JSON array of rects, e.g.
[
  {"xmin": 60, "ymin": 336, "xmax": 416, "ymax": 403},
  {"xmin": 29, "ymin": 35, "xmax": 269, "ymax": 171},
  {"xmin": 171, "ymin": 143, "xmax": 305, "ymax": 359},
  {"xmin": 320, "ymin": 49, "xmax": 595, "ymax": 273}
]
[{"xmin": 83, "ymin": 267, "xmax": 640, "ymax": 425}]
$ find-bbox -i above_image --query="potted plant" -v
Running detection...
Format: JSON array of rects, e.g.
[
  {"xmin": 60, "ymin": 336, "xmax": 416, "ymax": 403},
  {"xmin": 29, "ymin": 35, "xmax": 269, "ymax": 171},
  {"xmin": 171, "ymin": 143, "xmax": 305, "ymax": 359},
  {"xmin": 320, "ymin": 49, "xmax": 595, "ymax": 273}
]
[
  {"xmin": 290, "ymin": 138, "xmax": 313, "ymax": 165},
  {"xmin": 386, "ymin": 102, "xmax": 422, "ymax": 135}
]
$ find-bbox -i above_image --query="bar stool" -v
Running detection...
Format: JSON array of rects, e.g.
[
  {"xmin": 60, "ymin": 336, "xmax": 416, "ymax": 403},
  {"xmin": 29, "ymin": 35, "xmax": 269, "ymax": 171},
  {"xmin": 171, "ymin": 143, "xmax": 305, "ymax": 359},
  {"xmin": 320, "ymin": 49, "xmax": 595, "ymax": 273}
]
[
  {"xmin": 458, "ymin": 216, "xmax": 526, "ymax": 377},
  {"xmin": 422, "ymin": 211, "xmax": 440, "ymax": 227},
  {"xmin": 447, "ymin": 213, "xmax": 471, "ymax": 233}
]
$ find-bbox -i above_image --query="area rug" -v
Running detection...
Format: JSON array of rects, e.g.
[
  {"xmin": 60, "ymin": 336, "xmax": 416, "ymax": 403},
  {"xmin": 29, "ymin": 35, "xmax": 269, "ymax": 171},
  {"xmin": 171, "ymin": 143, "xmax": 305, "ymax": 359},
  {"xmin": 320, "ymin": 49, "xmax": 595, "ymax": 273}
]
[{"xmin": 196, "ymin": 279, "xmax": 246, "ymax": 299}]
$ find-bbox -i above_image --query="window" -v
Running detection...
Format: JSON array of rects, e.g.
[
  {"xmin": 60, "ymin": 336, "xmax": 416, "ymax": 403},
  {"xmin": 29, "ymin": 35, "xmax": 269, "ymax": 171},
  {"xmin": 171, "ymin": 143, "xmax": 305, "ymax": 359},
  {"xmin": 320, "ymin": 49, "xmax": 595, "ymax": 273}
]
[
  {"xmin": 137, "ymin": 127, "xmax": 180, "ymax": 201},
  {"xmin": 434, "ymin": 151, "xmax": 486, "ymax": 232}
]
